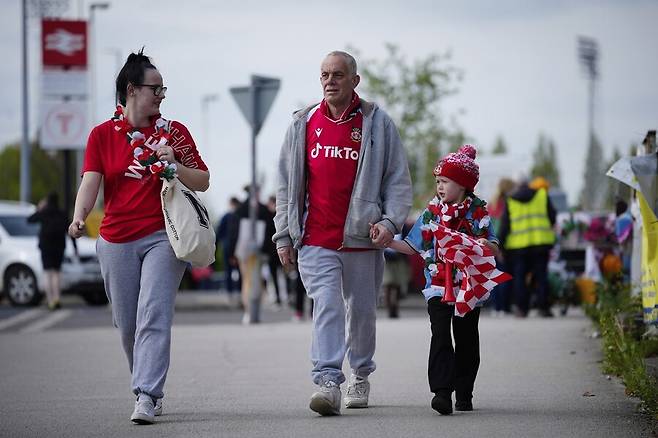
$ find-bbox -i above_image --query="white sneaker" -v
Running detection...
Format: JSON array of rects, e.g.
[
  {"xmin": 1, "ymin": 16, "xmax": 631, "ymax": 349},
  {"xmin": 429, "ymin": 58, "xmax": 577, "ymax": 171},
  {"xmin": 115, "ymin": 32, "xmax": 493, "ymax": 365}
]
[
  {"xmin": 344, "ymin": 374, "xmax": 370, "ymax": 408},
  {"xmin": 309, "ymin": 381, "xmax": 341, "ymax": 416},
  {"xmin": 154, "ymin": 398, "xmax": 162, "ymax": 416},
  {"xmin": 130, "ymin": 393, "xmax": 155, "ymax": 424}
]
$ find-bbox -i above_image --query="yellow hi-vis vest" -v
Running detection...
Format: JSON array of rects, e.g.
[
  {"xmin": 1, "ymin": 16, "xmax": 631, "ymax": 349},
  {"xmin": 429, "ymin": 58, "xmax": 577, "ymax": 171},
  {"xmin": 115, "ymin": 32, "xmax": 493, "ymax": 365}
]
[{"xmin": 504, "ymin": 188, "xmax": 556, "ymax": 250}]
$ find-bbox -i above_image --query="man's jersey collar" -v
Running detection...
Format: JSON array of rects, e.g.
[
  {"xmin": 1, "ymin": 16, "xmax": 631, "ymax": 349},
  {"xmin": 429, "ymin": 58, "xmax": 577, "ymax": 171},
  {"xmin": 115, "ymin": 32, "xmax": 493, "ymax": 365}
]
[{"xmin": 320, "ymin": 92, "xmax": 361, "ymax": 123}]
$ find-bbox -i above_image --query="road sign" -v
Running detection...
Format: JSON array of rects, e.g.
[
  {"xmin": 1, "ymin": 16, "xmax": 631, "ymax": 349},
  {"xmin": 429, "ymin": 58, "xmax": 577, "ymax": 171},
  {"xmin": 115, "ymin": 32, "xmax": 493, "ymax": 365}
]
[
  {"xmin": 42, "ymin": 68, "xmax": 88, "ymax": 97},
  {"xmin": 40, "ymin": 98, "xmax": 90, "ymax": 150},
  {"xmin": 230, "ymin": 75, "xmax": 280, "ymax": 136},
  {"xmin": 42, "ymin": 20, "xmax": 87, "ymax": 67},
  {"xmin": 229, "ymin": 74, "xmax": 281, "ymax": 324}
]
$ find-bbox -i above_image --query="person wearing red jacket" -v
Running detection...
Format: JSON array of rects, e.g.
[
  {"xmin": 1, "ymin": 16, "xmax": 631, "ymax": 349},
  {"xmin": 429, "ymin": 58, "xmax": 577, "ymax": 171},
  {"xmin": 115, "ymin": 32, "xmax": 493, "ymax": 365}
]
[
  {"xmin": 273, "ymin": 51, "xmax": 412, "ymax": 416},
  {"xmin": 68, "ymin": 49, "xmax": 209, "ymax": 425}
]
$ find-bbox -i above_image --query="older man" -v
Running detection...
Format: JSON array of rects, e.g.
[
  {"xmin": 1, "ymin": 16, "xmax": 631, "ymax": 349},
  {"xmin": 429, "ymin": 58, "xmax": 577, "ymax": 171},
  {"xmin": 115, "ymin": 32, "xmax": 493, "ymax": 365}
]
[{"xmin": 273, "ymin": 51, "xmax": 412, "ymax": 416}]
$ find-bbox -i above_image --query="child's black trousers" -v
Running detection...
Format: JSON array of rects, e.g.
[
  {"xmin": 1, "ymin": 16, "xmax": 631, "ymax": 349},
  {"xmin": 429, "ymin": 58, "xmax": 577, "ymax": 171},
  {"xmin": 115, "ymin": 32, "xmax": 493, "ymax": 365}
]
[{"xmin": 427, "ymin": 297, "xmax": 481, "ymax": 402}]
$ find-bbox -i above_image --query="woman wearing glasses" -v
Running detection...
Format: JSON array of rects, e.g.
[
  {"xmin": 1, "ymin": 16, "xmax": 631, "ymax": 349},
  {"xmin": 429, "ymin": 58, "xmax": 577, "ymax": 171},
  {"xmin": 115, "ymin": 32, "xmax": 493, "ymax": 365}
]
[{"xmin": 68, "ymin": 49, "xmax": 209, "ymax": 424}]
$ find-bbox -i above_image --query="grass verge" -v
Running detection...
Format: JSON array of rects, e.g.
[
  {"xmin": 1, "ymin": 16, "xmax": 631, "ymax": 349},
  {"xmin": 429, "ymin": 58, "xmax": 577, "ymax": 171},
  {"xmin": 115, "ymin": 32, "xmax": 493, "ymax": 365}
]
[{"xmin": 584, "ymin": 280, "xmax": 658, "ymax": 418}]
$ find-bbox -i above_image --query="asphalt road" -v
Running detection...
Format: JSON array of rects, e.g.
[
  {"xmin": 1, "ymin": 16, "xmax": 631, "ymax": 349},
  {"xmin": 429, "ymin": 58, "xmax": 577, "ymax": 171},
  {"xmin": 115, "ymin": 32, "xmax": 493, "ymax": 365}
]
[
  {"xmin": 0, "ymin": 290, "xmax": 311, "ymax": 333},
  {"xmin": 0, "ymin": 293, "xmax": 653, "ymax": 437}
]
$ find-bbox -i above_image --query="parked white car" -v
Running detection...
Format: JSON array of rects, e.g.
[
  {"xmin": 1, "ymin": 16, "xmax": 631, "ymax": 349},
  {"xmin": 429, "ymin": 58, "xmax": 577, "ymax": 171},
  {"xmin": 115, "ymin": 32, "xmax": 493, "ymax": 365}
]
[{"xmin": 0, "ymin": 201, "xmax": 107, "ymax": 306}]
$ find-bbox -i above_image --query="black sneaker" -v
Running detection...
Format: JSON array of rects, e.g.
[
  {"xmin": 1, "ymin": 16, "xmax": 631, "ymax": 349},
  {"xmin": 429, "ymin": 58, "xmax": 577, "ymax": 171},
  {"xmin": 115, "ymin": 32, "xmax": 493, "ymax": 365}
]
[
  {"xmin": 431, "ymin": 391, "xmax": 453, "ymax": 415},
  {"xmin": 455, "ymin": 400, "xmax": 473, "ymax": 411}
]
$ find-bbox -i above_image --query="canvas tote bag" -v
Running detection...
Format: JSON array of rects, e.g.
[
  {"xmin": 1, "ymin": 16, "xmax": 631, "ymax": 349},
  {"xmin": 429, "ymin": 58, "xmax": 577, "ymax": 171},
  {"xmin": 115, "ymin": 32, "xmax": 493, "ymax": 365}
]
[{"xmin": 161, "ymin": 177, "xmax": 216, "ymax": 267}]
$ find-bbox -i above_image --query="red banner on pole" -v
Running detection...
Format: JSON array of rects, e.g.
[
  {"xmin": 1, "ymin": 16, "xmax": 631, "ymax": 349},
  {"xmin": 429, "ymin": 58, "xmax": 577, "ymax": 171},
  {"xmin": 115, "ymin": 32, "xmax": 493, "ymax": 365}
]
[{"xmin": 42, "ymin": 20, "xmax": 87, "ymax": 67}]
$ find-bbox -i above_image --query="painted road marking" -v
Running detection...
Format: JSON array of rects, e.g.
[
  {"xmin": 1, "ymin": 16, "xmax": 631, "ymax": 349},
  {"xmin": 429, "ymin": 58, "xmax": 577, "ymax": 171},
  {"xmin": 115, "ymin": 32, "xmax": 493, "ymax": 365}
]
[
  {"xmin": 20, "ymin": 310, "xmax": 74, "ymax": 334},
  {"xmin": 0, "ymin": 309, "xmax": 45, "ymax": 332}
]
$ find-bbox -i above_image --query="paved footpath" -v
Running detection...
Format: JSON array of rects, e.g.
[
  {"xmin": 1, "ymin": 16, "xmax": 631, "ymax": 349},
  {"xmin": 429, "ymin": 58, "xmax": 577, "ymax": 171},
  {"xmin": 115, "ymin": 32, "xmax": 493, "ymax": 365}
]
[{"xmin": 0, "ymin": 307, "xmax": 652, "ymax": 437}]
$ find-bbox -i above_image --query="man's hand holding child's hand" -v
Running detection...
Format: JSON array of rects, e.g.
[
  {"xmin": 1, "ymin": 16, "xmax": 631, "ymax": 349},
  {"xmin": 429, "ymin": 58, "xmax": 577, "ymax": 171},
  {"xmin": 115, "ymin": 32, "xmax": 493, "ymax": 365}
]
[
  {"xmin": 369, "ymin": 223, "xmax": 393, "ymax": 248},
  {"xmin": 369, "ymin": 223, "xmax": 380, "ymax": 241}
]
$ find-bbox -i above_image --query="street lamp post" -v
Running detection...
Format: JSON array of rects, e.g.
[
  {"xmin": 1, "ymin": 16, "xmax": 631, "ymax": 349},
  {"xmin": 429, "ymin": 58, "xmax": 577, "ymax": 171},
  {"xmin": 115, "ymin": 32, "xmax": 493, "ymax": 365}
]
[
  {"xmin": 577, "ymin": 36, "xmax": 601, "ymax": 210},
  {"xmin": 577, "ymin": 36, "xmax": 599, "ymax": 144},
  {"xmin": 201, "ymin": 94, "xmax": 219, "ymax": 151}
]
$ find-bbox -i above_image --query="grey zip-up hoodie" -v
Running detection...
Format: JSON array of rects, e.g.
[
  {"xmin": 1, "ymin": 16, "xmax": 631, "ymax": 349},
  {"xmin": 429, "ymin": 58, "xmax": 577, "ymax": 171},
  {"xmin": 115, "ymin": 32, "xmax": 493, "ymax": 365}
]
[{"xmin": 273, "ymin": 99, "xmax": 412, "ymax": 250}]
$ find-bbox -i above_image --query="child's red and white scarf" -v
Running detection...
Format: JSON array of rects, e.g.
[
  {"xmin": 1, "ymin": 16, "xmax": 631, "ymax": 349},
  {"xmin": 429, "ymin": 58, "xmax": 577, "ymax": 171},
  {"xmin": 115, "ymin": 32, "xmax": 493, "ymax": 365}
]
[
  {"xmin": 438, "ymin": 197, "xmax": 472, "ymax": 225},
  {"xmin": 422, "ymin": 196, "xmax": 511, "ymax": 316},
  {"xmin": 431, "ymin": 222, "xmax": 511, "ymax": 316}
]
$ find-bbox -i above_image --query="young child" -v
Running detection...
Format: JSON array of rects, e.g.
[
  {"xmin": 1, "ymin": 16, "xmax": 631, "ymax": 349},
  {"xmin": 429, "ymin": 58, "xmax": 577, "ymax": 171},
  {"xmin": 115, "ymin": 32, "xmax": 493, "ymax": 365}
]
[{"xmin": 373, "ymin": 144, "xmax": 499, "ymax": 415}]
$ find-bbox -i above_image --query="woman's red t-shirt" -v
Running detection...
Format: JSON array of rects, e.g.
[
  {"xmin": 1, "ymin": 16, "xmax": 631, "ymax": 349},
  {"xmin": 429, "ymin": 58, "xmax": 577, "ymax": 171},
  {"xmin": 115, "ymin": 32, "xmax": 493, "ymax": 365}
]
[{"xmin": 83, "ymin": 117, "xmax": 208, "ymax": 243}]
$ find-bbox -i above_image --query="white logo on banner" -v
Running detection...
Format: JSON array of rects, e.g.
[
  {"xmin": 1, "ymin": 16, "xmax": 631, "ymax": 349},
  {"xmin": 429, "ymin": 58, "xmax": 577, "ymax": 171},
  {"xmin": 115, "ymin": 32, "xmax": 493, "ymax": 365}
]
[
  {"xmin": 310, "ymin": 143, "xmax": 359, "ymax": 161},
  {"xmin": 45, "ymin": 29, "xmax": 84, "ymax": 56}
]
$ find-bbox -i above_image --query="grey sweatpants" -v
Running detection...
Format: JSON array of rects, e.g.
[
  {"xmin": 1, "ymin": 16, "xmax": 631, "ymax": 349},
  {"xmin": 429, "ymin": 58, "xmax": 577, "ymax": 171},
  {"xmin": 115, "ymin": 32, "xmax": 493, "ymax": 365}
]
[
  {"xmin": 97, "ymin": 230, "xmax": 187, "ymax": 399},
  {"xmin": 298, "ymin": 245, "xmax": 384, "ymax": 385}
]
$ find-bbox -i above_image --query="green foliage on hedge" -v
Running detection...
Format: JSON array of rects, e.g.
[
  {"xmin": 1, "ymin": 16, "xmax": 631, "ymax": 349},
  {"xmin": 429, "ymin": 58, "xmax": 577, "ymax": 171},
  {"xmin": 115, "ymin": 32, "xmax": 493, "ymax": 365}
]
[{"xmin": 586, "ymin": 280, "xmax": 658, "ymax": 418}]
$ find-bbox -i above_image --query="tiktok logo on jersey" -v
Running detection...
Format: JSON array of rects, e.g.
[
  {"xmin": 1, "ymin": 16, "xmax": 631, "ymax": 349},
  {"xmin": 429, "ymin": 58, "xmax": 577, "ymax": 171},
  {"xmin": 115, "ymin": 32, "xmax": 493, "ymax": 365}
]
[{"xmin": 310, "ymin": 142, "xmax": 359, "ymax": 161}]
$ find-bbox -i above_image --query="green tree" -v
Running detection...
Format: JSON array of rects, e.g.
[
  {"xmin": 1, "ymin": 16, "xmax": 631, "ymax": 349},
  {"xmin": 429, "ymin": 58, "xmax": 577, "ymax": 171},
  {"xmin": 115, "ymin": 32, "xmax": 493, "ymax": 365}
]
[
  {"xmin": 0, "ymin": 143, "xmax": 65, "ymax": 205},
  {"xmin": 492, "ymin": 135, "xmax": 508, "ymax": 155},
  {"xmin": 351, "ymin": 44, "xmax": 464, "ymax": 207},
  {"xmin": 530, "ymin": 133, "xmax": 561, "ymax": 188},
  {"xmin": 579, "ymin": 134, "xmax": 606, "ymax": 210}
]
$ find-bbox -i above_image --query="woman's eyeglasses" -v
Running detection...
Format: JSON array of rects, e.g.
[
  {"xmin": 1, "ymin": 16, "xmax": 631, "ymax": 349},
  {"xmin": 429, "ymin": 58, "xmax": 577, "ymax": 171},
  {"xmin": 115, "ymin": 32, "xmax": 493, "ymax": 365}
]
[{"xmin": 136, "ymin": 84, "xmax": 167, "ymax": 97}]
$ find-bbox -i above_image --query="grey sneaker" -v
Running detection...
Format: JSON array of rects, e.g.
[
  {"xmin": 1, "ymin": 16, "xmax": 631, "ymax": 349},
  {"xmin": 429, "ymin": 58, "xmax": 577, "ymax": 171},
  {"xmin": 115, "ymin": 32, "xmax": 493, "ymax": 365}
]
[
  {"xmin": 154, "ymin": 398, "xmax": 162, "ymax": 416},
  {"xmin": 309, "ymin": 381, "xmax": 341, "ymax": 416},
  {"xmin": 130, "ymin": 393, "xmax": 155, "ymax": 424},
  {"xmin": 344, "ymin": 374, "xmax": 370, "ymax": 408}
]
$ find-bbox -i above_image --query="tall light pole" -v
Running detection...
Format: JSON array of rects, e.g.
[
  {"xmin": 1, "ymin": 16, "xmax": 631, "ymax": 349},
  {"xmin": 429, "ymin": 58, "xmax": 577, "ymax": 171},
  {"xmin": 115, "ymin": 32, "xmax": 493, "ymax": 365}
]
[
  {"xmin": 201, "ymin": 93, "xmax": 219, "ymax": 151},
  {"xmin": 577, "ymin": 36, "xmax": 598, "ymax": 144},
  {"xmin": 577, "ymin": 36, "xmax": 601, "ymax": 210}
]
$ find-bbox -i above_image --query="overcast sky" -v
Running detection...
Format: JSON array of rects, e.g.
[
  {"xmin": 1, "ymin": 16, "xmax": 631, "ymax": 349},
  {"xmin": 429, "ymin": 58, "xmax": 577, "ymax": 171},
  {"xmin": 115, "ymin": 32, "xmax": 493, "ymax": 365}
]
[{"xmin": 1, "ymin": 0, "xmax": 657, "ymax": 218}]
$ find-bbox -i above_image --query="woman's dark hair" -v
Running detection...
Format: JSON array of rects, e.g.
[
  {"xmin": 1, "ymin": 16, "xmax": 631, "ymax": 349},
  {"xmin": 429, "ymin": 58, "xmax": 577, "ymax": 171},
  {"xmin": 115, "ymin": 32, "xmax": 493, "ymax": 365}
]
[{"xmin": 115, "ymin": 47, "xmax": 157, "ymax": 106}]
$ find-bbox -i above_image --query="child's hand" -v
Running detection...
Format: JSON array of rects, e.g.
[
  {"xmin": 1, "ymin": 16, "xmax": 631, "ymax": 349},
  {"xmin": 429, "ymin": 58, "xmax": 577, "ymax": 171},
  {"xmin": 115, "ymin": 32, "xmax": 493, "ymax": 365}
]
[
  {"xmin": 477, "ymin": 238, "xmax": 499, "ymax": 255},
  {"xmin": 368, "ymin": 222, "xmax": 388, "ymax": 247},
  {"xmin": 370, "ymin": 223, "xmax": 395, "ymax": 248}
]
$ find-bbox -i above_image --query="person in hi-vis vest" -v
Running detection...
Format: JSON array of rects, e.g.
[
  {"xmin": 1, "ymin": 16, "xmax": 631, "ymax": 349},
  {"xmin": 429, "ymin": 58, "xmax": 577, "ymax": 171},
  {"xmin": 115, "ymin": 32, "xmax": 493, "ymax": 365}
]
[{"xmin": 497, "ymin": 177, "xmax": 556, "ymax": 318}]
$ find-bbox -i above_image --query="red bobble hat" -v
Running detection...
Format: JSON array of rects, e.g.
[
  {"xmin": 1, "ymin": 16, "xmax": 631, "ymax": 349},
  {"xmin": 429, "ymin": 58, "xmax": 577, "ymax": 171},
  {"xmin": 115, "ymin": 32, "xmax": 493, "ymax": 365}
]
[{"xmin": 433, "ymin": 144, "xmax": 480, "ymax": 192}]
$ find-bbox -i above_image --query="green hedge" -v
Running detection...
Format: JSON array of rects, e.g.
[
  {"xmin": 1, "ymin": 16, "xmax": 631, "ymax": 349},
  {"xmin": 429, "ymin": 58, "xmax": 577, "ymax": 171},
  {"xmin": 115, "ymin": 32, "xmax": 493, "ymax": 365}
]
[{"xmin": 585, "ymin": 280, "xmax": 658, "ymax": 418}]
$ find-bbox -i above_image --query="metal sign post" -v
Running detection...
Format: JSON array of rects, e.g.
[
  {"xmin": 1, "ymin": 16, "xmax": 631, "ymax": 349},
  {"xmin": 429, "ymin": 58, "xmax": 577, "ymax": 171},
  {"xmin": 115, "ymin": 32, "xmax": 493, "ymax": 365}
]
[
  {"xmin": 230, "ymin": 75, "xmax": 280, "ymax": 323},
  {"xmin": 41, "ymin": 19, "xmax": 89, "ymax": 218},
  {"xmin": 20, "ymin": 0, "xmax": 29, "ymax": 203}
]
